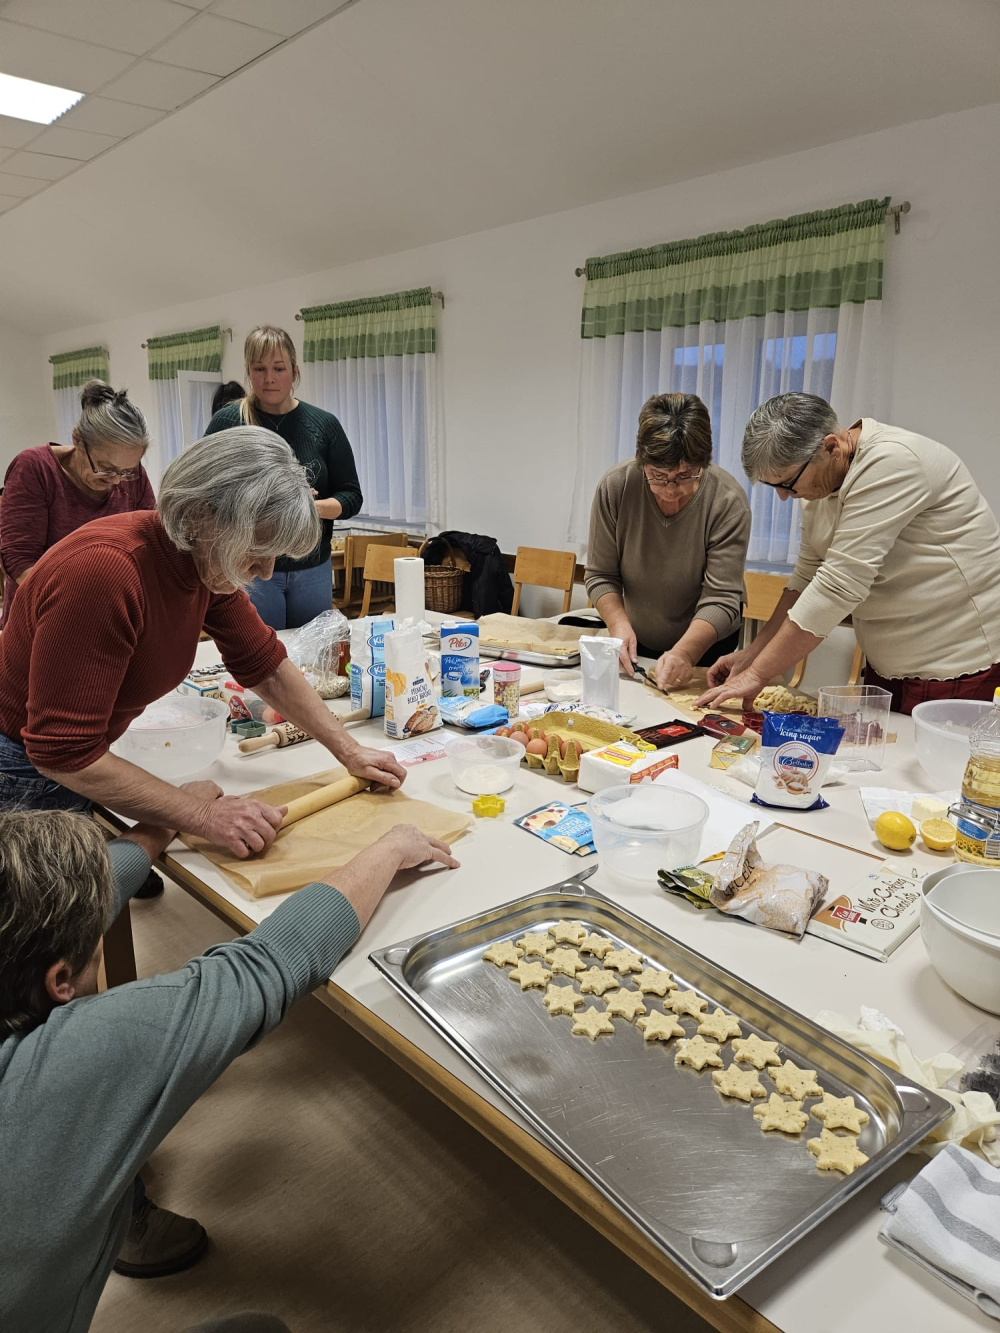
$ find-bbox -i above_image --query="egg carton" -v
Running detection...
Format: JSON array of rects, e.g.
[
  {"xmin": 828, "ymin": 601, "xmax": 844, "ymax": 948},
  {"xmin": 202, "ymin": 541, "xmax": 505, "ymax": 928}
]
[{"xmin": 505, "ymin": 711, "xmax": 644, "ymax": 783}]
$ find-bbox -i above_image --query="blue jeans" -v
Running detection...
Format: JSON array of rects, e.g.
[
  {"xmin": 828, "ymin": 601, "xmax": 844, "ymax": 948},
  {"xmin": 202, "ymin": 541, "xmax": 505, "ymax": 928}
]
[
  {"xmin": 0, "ymin": 732, "xmax": 93, "ymax": 814},
  {"xmin": 247, "ymin": 558, "xmax": 333, "ymax": 631}
]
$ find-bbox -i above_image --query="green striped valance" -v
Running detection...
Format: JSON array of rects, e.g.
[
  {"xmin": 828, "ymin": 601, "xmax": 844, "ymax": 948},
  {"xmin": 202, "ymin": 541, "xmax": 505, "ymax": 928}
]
[
  {"xmin": 146, "ymin": 325, "xmax": 223, "ymax": 380},
  {"xmin": 581, "ymin": 197, "xmax": 890, "ymax": 338},
  {"xmin": 50, "ymin": 346, "xmax": 109, "ymax": 391},
  {"xmin": 301, "ymin": 287, "xmax": 436, "ymax": 362}
]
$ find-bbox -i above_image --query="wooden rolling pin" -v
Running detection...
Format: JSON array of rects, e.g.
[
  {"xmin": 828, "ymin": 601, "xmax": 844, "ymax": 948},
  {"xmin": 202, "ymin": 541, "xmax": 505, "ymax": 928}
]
[{"xmin": 280, "ymin": 776, "xmax": 371, "ymax": 829}]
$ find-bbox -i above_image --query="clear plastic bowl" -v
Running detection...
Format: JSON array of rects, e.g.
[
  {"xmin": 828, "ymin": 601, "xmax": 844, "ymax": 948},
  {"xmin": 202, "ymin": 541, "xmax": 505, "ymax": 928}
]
[
  {"xmin": 543, "ymin": 670, "xmax": 583, "ymax": 704},
  {"xmin": 588, "ymin": 784, "xmax": 709, "ymax": 883},
  {"xmin": 113, "ymin": 695, "xmax": 229, "ymax": 780},
  {"xmin": 448, "ymin": 735, "xmax": 522, "ymax": 795},
  {"xmin": 912, "ymin": 699, "xmax": 993, "ymax": 790}
]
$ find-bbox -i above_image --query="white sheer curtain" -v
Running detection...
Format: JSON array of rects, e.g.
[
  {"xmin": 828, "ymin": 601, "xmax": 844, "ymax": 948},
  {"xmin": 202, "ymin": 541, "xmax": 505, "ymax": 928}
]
[
  {"xmin": 569, "ymin": 200, "xmax": 889, "ymax": 567},
  {"xmin": 145, "ymin": 326, "xmax": 224, "ymax": 489},
  {"xmin": 49, "ymin": 346, "xmax": 109, "ymax": 443},
  {"xmin": 53, "ymin": 386, "xmax": 79, "ymax": 443}
]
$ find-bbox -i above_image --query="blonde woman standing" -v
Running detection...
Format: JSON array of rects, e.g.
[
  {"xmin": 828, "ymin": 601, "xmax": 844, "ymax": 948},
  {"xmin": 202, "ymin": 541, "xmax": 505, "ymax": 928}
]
[{"xmin": 204, "ymin": 325, "xmax": 362, "ymax": 628}]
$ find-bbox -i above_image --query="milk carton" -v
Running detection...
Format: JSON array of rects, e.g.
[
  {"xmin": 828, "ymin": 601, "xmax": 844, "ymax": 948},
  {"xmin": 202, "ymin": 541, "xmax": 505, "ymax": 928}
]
[{"xmin": 440, "ymin": 621, "xmax": 480, "ymax": 698}]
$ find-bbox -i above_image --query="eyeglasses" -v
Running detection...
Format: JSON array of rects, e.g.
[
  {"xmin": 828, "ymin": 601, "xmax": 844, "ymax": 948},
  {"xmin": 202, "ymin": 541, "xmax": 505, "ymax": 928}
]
[
  {"xmin": 758, "ymin": 448, "xmax": 820, "ymax": 496},
  {"xmin": 82, "ymin": 441, "xmax": 138, "ymax": 480},
  {"xmin": 644, "ymin": 467, "xmax": 704, "ymax": 489}
]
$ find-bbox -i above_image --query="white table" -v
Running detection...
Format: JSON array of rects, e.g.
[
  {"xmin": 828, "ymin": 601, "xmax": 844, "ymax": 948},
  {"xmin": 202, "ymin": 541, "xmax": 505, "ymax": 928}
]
[{"xmin": 115, "ymin": 636, "xmax": 993, "ymax": 1333}]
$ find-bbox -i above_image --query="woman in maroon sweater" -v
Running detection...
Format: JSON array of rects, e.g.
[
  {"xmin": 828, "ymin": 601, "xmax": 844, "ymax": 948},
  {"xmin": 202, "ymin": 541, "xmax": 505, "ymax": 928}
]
[{"xmin": 0, "ymin": 380, "xmax": 155, "ymax": 626}]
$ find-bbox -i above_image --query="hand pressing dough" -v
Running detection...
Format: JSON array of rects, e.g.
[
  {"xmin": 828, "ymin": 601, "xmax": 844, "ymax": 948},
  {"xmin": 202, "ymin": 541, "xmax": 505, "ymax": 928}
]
[
  {"xmin": 482, "ymin": 940, "xmax": 522, "ymax": 968},
  {"xmin": 810, "ymin": 1094, "xmax": 870, "ymax": 1135},
  {"xmin": 754, "ymin": 1094, "xmax": 808, "ymax": 1135},
  {"xmin": 713, "ymin": 1066, "xmax": 767, "ymax": 1102},
  {"xmin": 731, "ymin": 1034, "xmax": 782, "ymax": 1070},
  {"xmin": 807, "ymin": 1129, "xmax": 869, "ymax": 1175},
  {"xmin": 604, "ymin": 989, "xmax": 648, "ymax": 1022},
  {"xmin": 508, "ymin": 960, "xmax": 552, "ymax": 991},
  {"xmin": 637, "ymin": 1010, "xmax": 685, "ymax": 1043},
  {"xmin": 674, "ymin": 1036, "xmax": 723, "ymax": 1071},
  {"xmin": 572, "ymin": 1006, "xmax": 616, "ymax": 1041},
  {"xmin": 542, "ymin": 984, "xmax": 585, "ymax": 1016},
  {"xmin": 578, "ymin": 967, "xmax": 621, "ymax": 996},
  {"xmin": 516, "ymin": 931, "xmax": 553, "ymax": 959},
  {"xmin": 696, "ymin": 1008, "xmax": 743, "ymax": 1043}
]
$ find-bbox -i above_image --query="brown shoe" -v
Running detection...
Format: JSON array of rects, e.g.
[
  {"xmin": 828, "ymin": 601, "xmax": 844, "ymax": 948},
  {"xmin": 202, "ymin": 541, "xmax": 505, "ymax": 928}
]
[{"xmin": 113, "ymin": 1197, "xmax": 208, "ymax": 1278}]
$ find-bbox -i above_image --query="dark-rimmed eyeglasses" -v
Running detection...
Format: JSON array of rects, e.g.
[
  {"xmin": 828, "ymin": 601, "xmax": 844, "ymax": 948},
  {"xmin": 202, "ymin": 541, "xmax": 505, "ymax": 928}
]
[
  {"xmin": 758, "ymin": 448, "xmax": 819, "ymax": 496},
  {"xmin": 82, "ymin": 441, "xmax": 139, "ymax": 481}
]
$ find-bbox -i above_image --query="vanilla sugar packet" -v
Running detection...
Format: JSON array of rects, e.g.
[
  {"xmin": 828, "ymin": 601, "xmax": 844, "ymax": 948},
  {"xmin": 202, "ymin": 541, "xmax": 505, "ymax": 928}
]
[{"xmin": 709, "ymin": 821, "xmax": 828, "ymax": 938}]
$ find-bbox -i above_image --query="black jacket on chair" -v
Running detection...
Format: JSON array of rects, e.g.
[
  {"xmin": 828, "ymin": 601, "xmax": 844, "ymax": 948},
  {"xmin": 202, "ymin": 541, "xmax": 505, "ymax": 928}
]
[{"xmin": 422, "ymin": 530, "xmax": 513, "ymax": 619}]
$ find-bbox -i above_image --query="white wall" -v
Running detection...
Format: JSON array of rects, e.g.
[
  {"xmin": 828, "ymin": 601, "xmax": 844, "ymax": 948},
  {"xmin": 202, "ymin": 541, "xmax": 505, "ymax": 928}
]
[
  {"xmin": 0, "ymin": 323, "xmax": 54, "ymax": 474},
  {"xmin": 38, "ymin": 101, "xmax": 1000, "ymax": 548}
]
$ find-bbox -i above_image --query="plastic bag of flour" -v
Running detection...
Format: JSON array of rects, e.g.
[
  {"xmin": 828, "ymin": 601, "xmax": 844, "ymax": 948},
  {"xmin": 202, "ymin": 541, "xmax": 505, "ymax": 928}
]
[
  {"xmin": 710, "ymin": 821, "xmax": 828, "ymax": 938},
  {"xmin": 752, "ymin": 712, "xmax": 845, "ymax": 811},
  {"xmin": 384, "ymin": 624, "xmax": 441, "ymax": 739},
  {"xmin": 580, "ymin": 636, "xmax": 623, "ymax": 712},
  {"xmin": 350, "ymin": 616, "xmax": 395, "ymax": 719}
]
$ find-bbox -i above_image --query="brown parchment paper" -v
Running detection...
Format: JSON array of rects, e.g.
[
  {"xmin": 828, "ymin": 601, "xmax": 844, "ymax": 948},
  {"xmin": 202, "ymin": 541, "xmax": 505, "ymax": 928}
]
[
  {"xmin": 181, "ymin": 767, "xmax": 472, "ymax": 899},
  {"xmin": 477, "ymin": 614, "xmax": 608, "ymax": 656}
]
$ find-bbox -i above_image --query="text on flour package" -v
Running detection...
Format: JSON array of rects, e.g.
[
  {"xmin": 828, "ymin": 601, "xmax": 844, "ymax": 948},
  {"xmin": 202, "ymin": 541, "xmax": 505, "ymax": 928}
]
[
  {"xmin": 752, "ymin": 712, "xmax": 845, "ymax": 811},
  {"xmin": 350, "ymin": 615, "xmax": 395, "ymax": 719},
  {"xmin": 384, "ymin": 624, "xmax": 442, "ymax": 739}
]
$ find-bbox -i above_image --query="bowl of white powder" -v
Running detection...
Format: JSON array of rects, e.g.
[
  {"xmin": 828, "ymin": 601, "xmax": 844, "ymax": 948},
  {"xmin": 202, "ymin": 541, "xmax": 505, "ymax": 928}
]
[{"xmin": 448, "ymin": 735, "xmax": 522, "ymax": 795}]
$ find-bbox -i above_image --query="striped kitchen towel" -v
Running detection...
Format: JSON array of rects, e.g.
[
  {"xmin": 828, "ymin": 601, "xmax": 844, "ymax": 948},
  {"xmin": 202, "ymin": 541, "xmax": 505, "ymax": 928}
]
[{"xmin": 879, "ymin": 1142, "xmax": 1000, "ymax": 1320}]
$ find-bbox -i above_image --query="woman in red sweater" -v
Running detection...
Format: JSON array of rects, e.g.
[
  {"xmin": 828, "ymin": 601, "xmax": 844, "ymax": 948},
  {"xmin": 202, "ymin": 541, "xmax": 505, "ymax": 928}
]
[{"xmin": 0, "ymin": 380, "xmax": 155, "ymax": 626}]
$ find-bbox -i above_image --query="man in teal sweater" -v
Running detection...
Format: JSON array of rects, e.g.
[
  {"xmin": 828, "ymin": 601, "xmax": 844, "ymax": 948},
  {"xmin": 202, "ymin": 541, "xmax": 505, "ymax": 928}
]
[{"xmin": 0, "ymin": 796, "xmax": 458, "ymax": 1332}]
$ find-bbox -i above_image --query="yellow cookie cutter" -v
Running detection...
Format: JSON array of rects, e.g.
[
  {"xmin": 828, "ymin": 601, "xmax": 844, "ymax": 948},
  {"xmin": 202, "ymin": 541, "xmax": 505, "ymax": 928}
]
[{"xmin": 472, "ymin": 793, "xmax": 506, "ymax": 818}]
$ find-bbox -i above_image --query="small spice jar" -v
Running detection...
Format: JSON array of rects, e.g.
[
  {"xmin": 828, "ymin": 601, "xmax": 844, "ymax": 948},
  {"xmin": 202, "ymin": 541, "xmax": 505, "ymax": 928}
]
[{"xmin": 493, "ymin": 660, "xmax": 521, "ymax": 720}]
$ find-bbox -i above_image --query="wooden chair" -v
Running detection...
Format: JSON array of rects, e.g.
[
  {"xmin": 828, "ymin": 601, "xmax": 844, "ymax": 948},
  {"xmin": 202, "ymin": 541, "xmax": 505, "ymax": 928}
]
[
  {"xmin": 743, "ymin": 571, "xmax": 788, "ymax": 626},
  {"xmin": 359, "ymin": 543, "xmax": 410, "ymax": 617},
  {"xmin": 510, "ymin": 546, "xmax": 576, "ymax": 616},
  {"xmin": 337, "ymin": 531, "xmax": 408, "ymax": 614}
]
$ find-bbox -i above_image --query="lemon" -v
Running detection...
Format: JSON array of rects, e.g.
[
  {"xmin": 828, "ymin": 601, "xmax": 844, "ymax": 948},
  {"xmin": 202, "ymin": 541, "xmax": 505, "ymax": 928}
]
[
  {"xmin": 875, "ymin": 811, "xmax": 916, "ymax": 851},
  {"xmin": 920, "ymin": 818, "xmax": 957, "ymax": 852}
]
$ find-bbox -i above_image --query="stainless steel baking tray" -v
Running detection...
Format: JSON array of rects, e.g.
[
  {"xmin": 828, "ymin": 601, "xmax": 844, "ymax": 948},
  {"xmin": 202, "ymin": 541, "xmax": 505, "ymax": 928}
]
[
  {"xmin": 480, "ymin": 644, "xmax": 581, "ymax": 667},
  {"xmin": 371, "ymin": 872, "xmax": 952, "ymax": 1299}
]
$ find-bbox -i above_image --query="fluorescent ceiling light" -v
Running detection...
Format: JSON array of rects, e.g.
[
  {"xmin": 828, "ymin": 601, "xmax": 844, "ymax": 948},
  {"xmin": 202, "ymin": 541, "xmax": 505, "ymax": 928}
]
[{"xmin": 0, "ymin": 72, "xmax": 83, "ymax": 125}]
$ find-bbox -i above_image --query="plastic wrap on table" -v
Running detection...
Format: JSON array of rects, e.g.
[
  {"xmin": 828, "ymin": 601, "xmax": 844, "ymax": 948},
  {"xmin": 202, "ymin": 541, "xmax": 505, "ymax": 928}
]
[
  {"xmin": 709, "ymin": 821, "xmax": 828, "ymax": 938},
  {"xmin": 283, "ymin": 607, "xmax": 351, "ymax": 698}
]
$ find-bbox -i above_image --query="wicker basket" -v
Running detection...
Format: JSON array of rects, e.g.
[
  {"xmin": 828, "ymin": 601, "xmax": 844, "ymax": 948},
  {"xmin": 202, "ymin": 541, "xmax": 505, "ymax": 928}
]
[{"xmin": 419, "ymin": 538, "xmax": 465, "ymax": 613}]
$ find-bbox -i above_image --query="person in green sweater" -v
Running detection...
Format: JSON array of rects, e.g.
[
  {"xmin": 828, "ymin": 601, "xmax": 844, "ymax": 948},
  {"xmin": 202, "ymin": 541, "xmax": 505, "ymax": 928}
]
[
  {"xmin": 585, "ymin": 393, "xmax": 751, "ymax": 691},
  {"xmin": 204, "ymin": 325, "xmax": 362, "ymax": 629},
  {"xmin": 0, "ymin": 801, "xmax": 458, "ymax": 1333}
]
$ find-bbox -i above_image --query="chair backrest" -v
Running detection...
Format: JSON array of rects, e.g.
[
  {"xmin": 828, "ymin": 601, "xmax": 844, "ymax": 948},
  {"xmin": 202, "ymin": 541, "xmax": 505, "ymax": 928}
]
[
  {"xmin": 511, "ymin": 545, "xmax": 577, "ymax": 616},
  {"xmin": 359, "ymin": 543, "xmax": 408, "ymax": 617},
  {"xmin": 743, "ymin": 571, "xmax": 788, "ymax": 623},
  {"xmin": 344, "ymin": 530, "xmax": 409, "ymax": 577}
]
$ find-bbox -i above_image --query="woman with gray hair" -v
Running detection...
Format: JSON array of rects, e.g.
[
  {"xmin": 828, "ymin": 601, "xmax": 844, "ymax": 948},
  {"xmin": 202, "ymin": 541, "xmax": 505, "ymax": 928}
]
[
  {"xmin": 0, "ymin": 380, "xmax": 155, "ymax": 626},
  {"xmin": 697, "ymin": 393, "xmax": 1000, "ymax": 713},
  {"xmin": 0, "ymin": 425, "xmax": 405, "ymax": 852}
]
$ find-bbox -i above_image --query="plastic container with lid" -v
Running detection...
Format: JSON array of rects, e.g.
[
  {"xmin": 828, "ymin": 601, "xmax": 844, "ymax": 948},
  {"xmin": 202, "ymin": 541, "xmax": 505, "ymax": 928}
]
[
  {"xmin": 588, "ymin": 783, "xmax": 709, "ymax": 883},
  {"xmin": 493, "ymin": 660, "xmax": 521, "ymax": 719}
]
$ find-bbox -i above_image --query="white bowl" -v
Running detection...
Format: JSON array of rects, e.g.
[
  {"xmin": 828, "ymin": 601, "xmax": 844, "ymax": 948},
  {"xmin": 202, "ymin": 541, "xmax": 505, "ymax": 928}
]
[
  {"xmin": 448, "ymin": 735, "xmax": 522, "ymax": 795},
  {"xmin": 921, "ymin": 865, "xmax": 1000, "ymax": 1014},
  {"xmin": 912, "ymin": 698, "xmax": 992, "ymax": 790},
  {"xmin": 543, "ymin": 670, "xmax": 583, "ymax": 704},
  {"xmin": 114, "ymin": 695, "xmax": 229, "ymax": 780},
  {"xmin": 588, "ymin": 784, "xmax": 709, "ymax": 883}
]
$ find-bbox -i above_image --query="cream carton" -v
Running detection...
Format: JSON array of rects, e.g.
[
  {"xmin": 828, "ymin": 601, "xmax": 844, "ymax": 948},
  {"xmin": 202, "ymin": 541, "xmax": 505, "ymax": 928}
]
[{"xmin": 440, "ymin": 621, "xmax": 479, "ymax": 698}]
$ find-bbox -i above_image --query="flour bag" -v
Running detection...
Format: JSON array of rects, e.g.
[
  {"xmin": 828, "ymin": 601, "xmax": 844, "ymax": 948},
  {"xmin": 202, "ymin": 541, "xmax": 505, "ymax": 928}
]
[
  {"xmin": 580, "ymin": 636, "xmax": 623, "ymax": 712},
  {"xmin": 384, "ymin": 623, "xmax": 441, "ymax": 739},
  {"xmin": 350, "ymin": 616, "xmax": 395, "ymax": 719}
]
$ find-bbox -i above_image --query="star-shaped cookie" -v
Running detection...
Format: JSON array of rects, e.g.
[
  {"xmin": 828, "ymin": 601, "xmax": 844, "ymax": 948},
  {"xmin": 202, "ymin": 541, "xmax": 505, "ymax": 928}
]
[
  {"xmin": 549, "ymin": 920, "xmax": 586, "ymax": 945},
  {"xmin": 807, "ymin": 1129, "xmax": 869, "ymax": 1175},
  {"xmin": 549, "ymin": 947, "xmax": 586, "ymax": 978},
  {"xmin": 637, "ymin": 1010, "xmax": 685, "ymax": 1043},
  {"xmin": 712, "ymin": 1065, "xmax": 767, "ymax": 1102},
  {"xmin": 579, "ymin": 932, "xmax": 614, "ymax": 958},
  {"xmin": 508, "ymin": 960, "xmax": 551, "ymax": 991},
  {"xmin": 810, "ymin": 1094, "xmax": 870, "ymax": 1135},
  {"xmin": 482, "ymin": 940, "xmax": 522, "ymax": 968},
  {"xmin": 697, "ymin": 1008, "xmax": 743, "ymax": 1043},
  {"xmin": 635, "ymin": 967, "xmax": 677, "ymax": 996},
  {"xmin": 754, "ymin": 1094, "xmax": 808, "ymax": 1135},
  {"xmin": 603, "ymin": 947, "xmax": 644, "ymax": 975},
  {"xmin": 578, "ymin": 967, "xmax": 620, "ymax": 996},
  {"xmin": 542, "ymin": 984, "xmax": 585, "ymax": 1016},
  {"xmin": 732, "ymin": 1035, "xmax": 781, "ymax": 1070},
  {"xmin": 669, "ymin": 990, "xmax": 708, "ymax": 1019},
  {"xmin": 674, "ymin": 1035, "xmax": 723, "ymax": 1071},
  {"xmin": 571, "ymin": 1006, "xmax": 615, "ymax": 1040},
  {"xmin": 770, "ymin": 1060, "xmax": 824, "ymax": 1100},
  {"xmin": 516, "ymin": 931, "xmax": 553, "ymax": 959},
  {"xmin": 604, "ymin": 989, "xmax": 647, "ymax": 1022}
]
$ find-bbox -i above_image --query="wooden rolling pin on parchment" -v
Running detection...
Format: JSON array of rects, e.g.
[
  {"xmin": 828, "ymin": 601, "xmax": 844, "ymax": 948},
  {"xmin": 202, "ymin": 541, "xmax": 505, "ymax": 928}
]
[{"xmin": 279, "ymin": 776, "xmax": 372, "ymax": 829}]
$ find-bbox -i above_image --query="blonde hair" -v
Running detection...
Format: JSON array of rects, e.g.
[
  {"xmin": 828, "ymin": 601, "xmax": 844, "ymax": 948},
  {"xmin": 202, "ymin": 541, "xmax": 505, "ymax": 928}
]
[
  {"xmin": 0, "ymin": 811, "xmax": 113, "ymax": 1037},
  {"xmin": 240, "ymin": 324, "xmax": 299, "ymax": 426},
  {"xmin": 75, "ymin": 380, "xmax": 150, "ymax": 453}
]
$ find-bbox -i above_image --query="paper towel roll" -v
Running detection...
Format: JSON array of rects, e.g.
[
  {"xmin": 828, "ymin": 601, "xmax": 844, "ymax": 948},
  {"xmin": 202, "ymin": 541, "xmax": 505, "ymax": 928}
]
[{"xmin": 394, "ymin": 557, "xmax": 424, "ymax": 624}]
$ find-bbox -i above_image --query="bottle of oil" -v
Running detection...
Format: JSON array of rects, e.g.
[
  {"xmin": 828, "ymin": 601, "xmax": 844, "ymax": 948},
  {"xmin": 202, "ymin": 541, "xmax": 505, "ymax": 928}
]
[{"xmin": 955, "ymin": 689, "xmax": 1000, "ymax": 865}]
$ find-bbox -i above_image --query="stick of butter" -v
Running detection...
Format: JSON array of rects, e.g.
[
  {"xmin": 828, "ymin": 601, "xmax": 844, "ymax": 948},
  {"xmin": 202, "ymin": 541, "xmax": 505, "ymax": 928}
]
[{"xmin": 911, "ymin": 796, "xmax": 949, "ymax": 823}]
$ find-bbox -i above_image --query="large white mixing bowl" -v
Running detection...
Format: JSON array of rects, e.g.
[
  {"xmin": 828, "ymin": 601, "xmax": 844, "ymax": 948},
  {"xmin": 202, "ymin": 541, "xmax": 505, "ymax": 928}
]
[
  {"xmin": 921, "ymin": 864, "xmax": 1000, "ymax": 1014},
  {"xmin": 911, "ymin": 698, "xmax": 992, "ymax": 790}
]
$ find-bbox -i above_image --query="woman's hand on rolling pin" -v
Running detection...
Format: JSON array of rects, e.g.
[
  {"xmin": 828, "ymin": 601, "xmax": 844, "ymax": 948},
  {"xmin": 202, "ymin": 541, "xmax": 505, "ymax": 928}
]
[
  {"xmin": 340, "ymin": 743, "xmax": 406, "ymax": 791},
  {"xmin": 387, "ymin": 825, "xmax": 460, "ymax": 871},
  {"xmin": 196, "ymin": 793, "xmax": 287, "ymax": 858}
]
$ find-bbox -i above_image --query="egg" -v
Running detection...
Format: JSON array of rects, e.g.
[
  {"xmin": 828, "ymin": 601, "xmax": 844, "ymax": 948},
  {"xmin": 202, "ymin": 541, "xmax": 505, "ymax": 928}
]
[
  {"xmin": 494, "ymin": 726, "xmax": 512, "ymax": 738},
  {"xmin": 526, "ymin": 738, "xmax": 548, "ymax": 757},
  {"xmin": 509, "ymin": 730, "xmax": 530, "ymax": 749}
]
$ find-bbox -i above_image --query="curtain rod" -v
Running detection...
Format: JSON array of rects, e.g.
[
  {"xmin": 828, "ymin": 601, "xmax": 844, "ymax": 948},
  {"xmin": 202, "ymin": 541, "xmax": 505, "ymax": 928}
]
[
  {"xmin": 573, "ymin": 201, "xmax": 912, "ymax": 276},
  {"xmin": 294, "ymin": 290, "xmax": 445, "ymax": 318},
  {"xmin": 141, "ymin": 326, "xmax": 233, "ymax": 349}
]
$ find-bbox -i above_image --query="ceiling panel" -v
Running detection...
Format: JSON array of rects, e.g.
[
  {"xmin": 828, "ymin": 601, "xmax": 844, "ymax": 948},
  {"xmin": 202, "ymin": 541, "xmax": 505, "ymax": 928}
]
[
  {"xmin": 2, "ymin": 149, "xmax": 78, "ymax": 179},
  {"xmin": 210, "ymin": 0, "xmax": 353, "ymax": 38},
  {"xmin": 151, "ymin": 12, "xmax": 282, "ymax": 76},
  {"xmin": 0, "ymin": 114, "xmax": 40, "ymax": 149},
  {"xmin": 0, "ymin": 17, "xmax": 135, "ymax": 91},
  {"xmin": 98, "ymin": 60, "xmax": 219, "ymax": 110},
  {"xmin": 0, "ymin": 171, "xmax": 47, "ymax": 196},
  {"xmin": 55, "ymin": 96, "xmax": 166, "ymax": 136},
  {"xmin": 30, "ymin": 124, "xmax": 121, "ymax": 158},
  {"xmin": 0, "ymin": 0, "xmax": 194, "ymax": 55}
]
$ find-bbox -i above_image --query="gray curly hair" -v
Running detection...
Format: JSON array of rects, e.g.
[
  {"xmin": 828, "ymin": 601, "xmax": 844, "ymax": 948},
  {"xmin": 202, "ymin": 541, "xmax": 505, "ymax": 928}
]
[{"xmin": 741, "ymin": 393, "xmax": 839, "ymax": 482}]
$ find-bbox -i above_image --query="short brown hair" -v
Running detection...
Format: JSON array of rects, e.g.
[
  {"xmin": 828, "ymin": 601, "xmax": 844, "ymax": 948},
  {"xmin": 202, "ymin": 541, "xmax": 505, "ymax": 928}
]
[
  {"xmin": 636, "ymin": 393, "xmax": 713, "ymax": 469},
  {"xmin": 0, "ymin": 812, "xmax": 113, "ymax": 1038}
]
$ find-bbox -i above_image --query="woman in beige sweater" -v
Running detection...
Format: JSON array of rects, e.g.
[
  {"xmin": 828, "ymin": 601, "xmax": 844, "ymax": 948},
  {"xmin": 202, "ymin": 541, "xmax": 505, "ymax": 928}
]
[
  {"xmin": 698, "ymin": 393, "xmax": 1000, "ymax": 714},
  {"xmin": 585, "ymin": 393, "xmax": 751, "ymax": 690}
]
